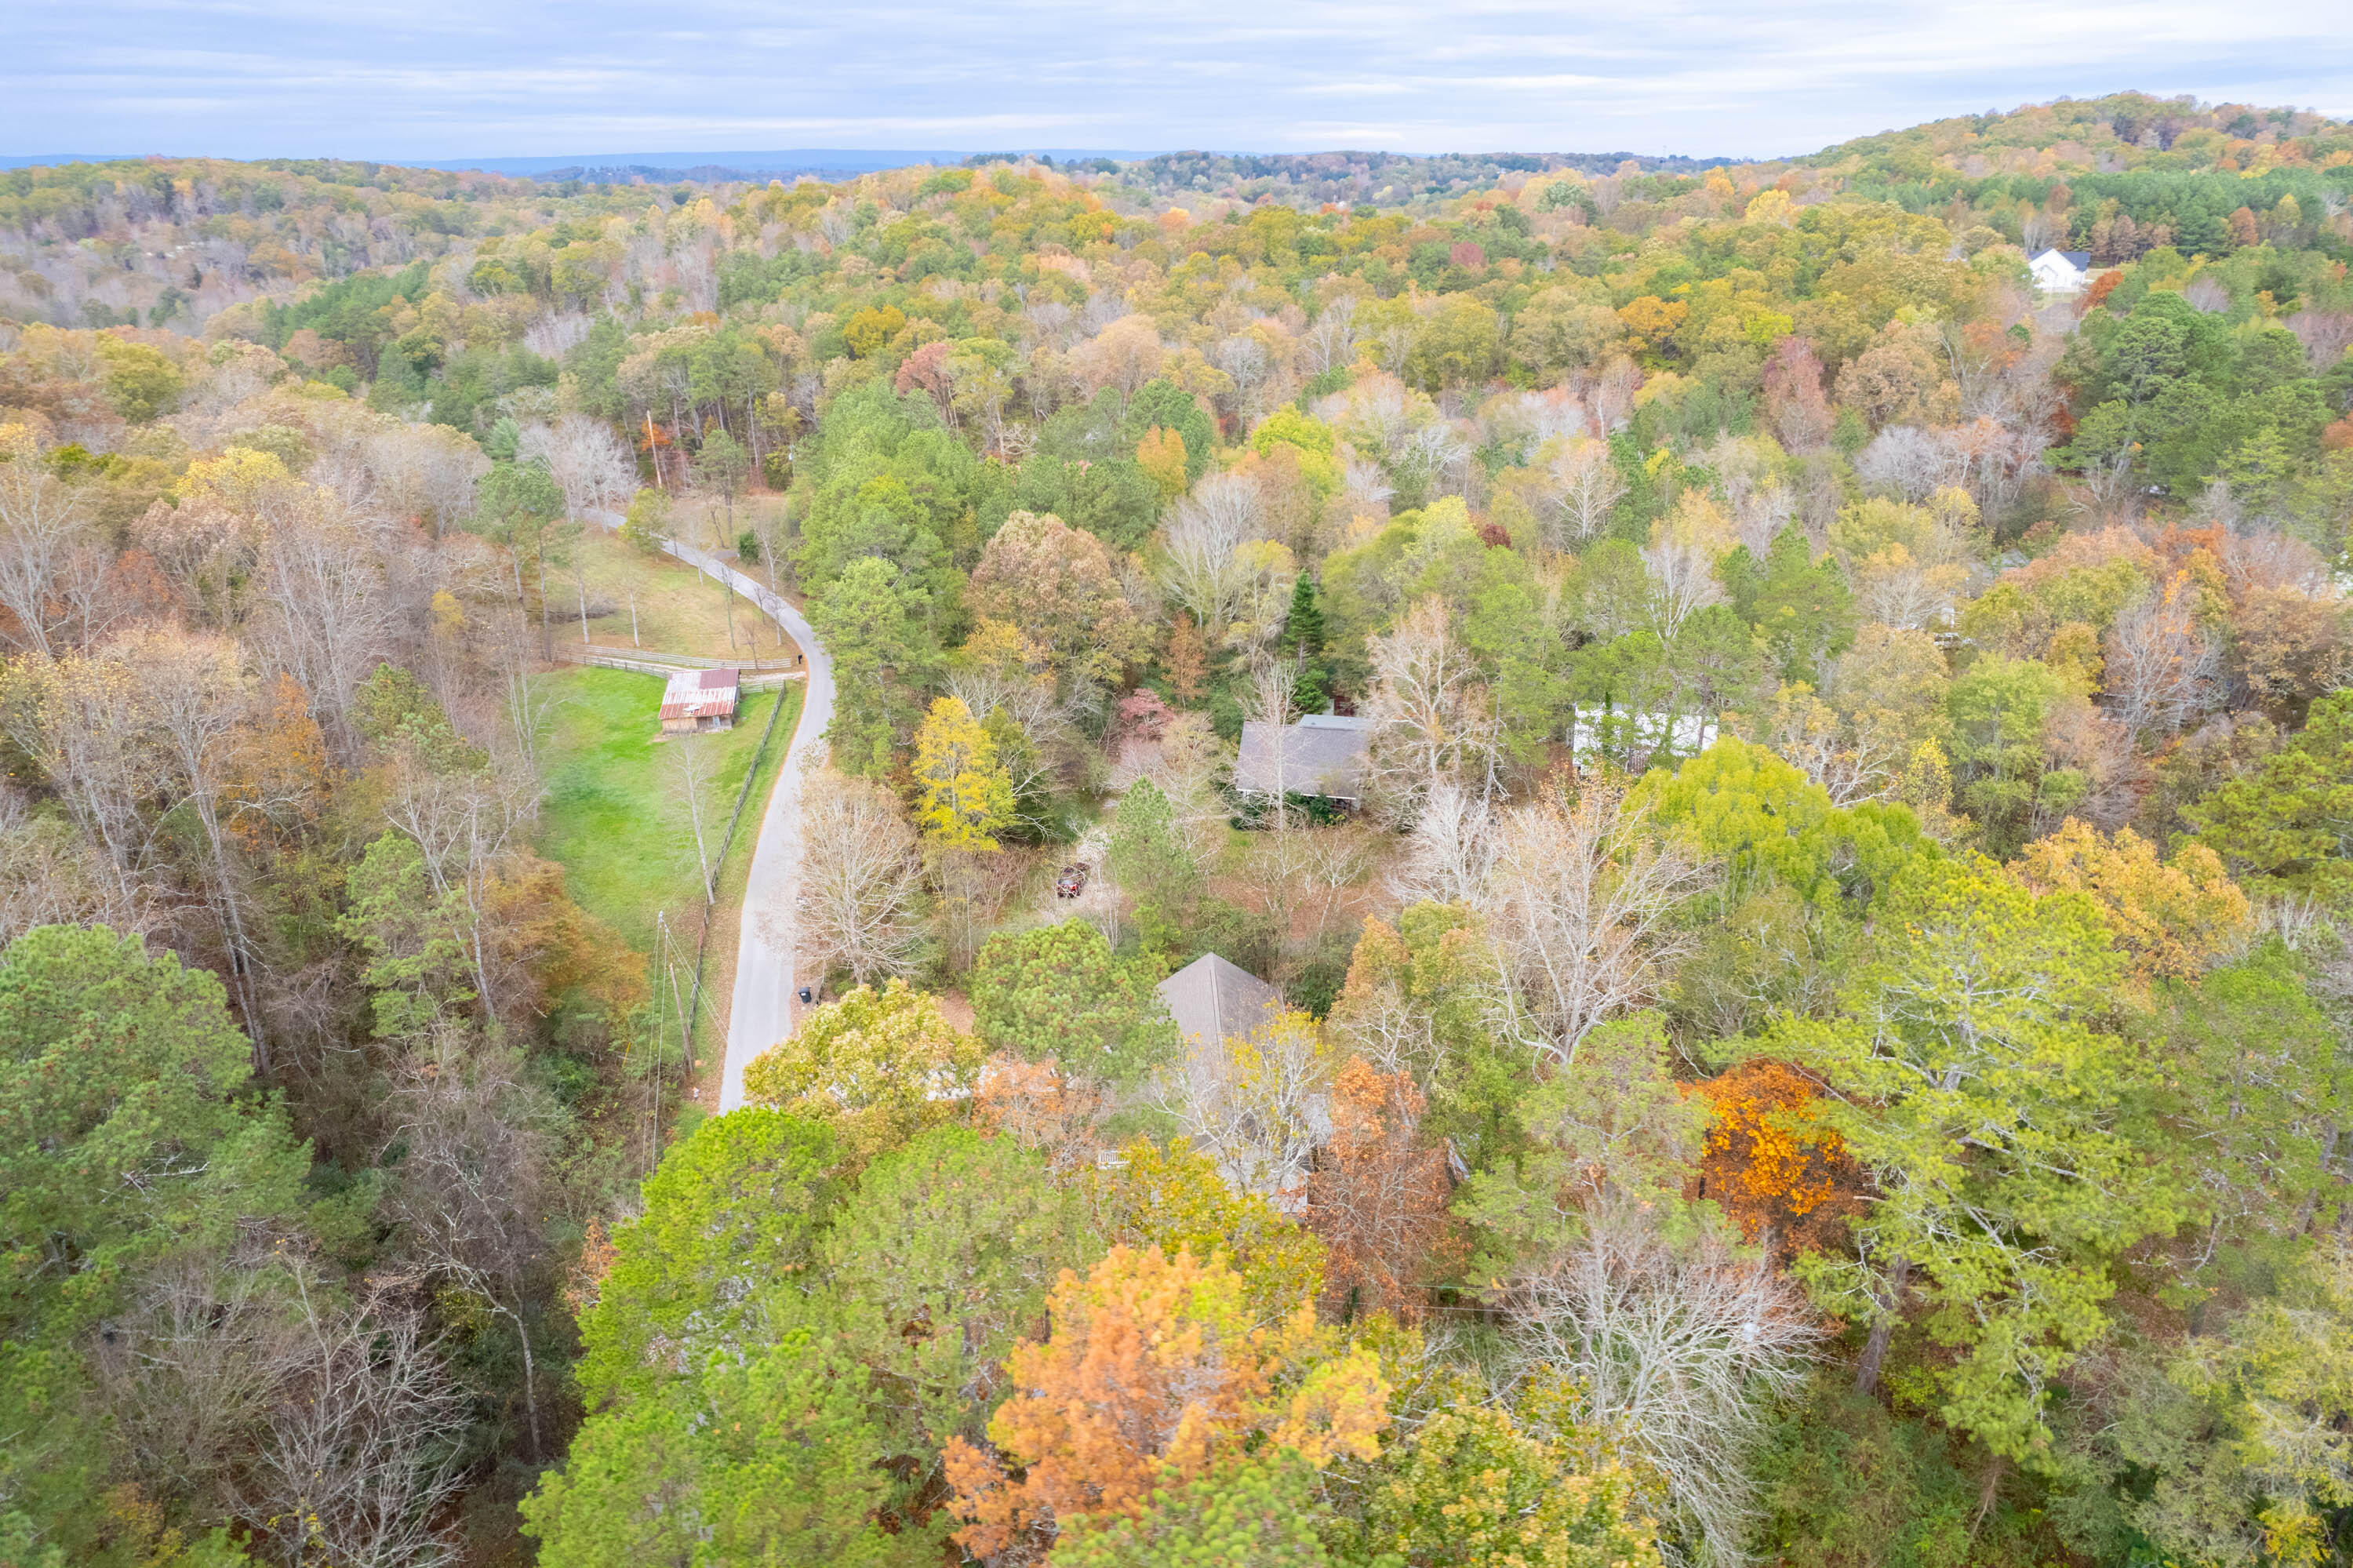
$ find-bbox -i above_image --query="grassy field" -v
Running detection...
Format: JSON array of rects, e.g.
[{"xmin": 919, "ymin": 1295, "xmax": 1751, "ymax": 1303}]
[
  {"xmin": 533, "ymin": 666, "xmax": 802, "ymax": 954},
  {"xmin": 547, "ymin": 527, "xmax": 798, "ymax": 664}
]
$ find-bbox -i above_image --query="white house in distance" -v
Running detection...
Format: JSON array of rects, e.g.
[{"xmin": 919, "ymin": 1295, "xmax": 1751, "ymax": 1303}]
[
  {"xmin": 1566, "ymin": 706, "xmax": 1718, "ymax": 768},
  {"xmin": 2029, "ymin": 249, "xmax": 2093, "ymax": 294}
]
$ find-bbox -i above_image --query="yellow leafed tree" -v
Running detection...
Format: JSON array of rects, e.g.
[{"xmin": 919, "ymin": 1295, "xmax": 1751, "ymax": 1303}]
[{"xmin": 911, "ymin": 695, "xmax": 1016, "ymax": 851}]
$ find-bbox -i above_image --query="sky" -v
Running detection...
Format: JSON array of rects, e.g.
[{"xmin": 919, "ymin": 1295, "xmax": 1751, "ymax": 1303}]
[{"xmin": 5, "ymin": 0, "xmax": 2351, "ymax": 165}]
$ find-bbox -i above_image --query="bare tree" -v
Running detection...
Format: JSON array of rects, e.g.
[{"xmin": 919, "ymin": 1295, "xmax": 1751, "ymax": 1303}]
[
  {"xmin": 1639, "ymin": 532, "xmax": 1726, "ymax": 640},
  {"xmin": 380, "ymin": 1035, "xmax": 559, "ymax": 1461},
  {"xmin": 0, "ymin": 448, "xmax": 101, "ymax": 655},
  {"xmin": 1385, "ymin": 777, "xmax": 1498, "ymax": 906},
  {"xmin": 96, "ymin": 1253, "xmax": 471, "ymax": 1568},
  {"xmin": 1301, "ymin": 824, "xmax": 1379, "ymax": 945},
  {"xmin": 1140, "ymin": 710, "xmax": 1235, "ymax": 867},
  {"xmin": 363, "ymin": 421, "xmax": 486, "ymax": 537},
  {"xmin": 1162, "ymin": 1010, "xmax": 1331, "ymax": 1204},
  {"xmin": 787, "ymin": 766, "xmax": 926, "ymax": 984},
  {"xmin": 1854, "ymin": 425, "xmax": 1963, "ymax": 502},
  {"xmin": 2285, "ymin": 309, "xmax": 2353, "ymax": 372},
  {"xmin": 1158, "ymin": 471, "xmax": 1269, "ymax": 634},
  {"xmin": 1304, "ymin": 296, "xmax": 1362, "ymax": 375},
  {"xmin": 1501, "ymin": 1211, "xmax": 1820, "ymax": 1566},
  {"xmin": 660, "ymin": 730, "xmax": 722, "ymax": 901},
  {"xmin": 0, "ymin": 646, "xmax": 160, "ymax": 910},
  {"xmin": 0, "ymin": 785, "xmax": 154, "ymax": 940},
  {"xmin": 130, "ymin": 628, "xmax": 275, "ymax": 1067},
  {"xmin": 378, "ymin": 751, "xmax": 539, "ymax": 1025},
  {"xmin": 93, "ymin": 1254, "xmax": 302, "ymax": 1521},
  {"xmin": 250, "ymin": 1268, "xmax": 471, "ymax": 1568},
  {"xmin": 1547, "ymin": 438, "xmax": 1629, "ymax": 549},
  {"xmin": 1361, "ymin": 597, "xmax": 1498, "ymax": 826},
  {"xmin": 2106, "ymin": 584, "xmax": 2221, "ymax": 740},
  {"xmin": 1477, "ymin": 780, "xmax": 1716, "ymax": 1064},
  {"xmin": 253, "ymin": 515, "xmax": 406, "ymax": 761}
]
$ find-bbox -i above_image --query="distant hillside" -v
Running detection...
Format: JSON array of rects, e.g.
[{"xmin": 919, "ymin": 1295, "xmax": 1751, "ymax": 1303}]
[{"xmin": 1103, "ymin": 149, "xmax": 1744, "ymax": 208}]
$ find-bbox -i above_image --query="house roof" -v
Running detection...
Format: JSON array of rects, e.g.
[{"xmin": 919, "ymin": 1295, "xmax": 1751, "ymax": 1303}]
[
  {"xmin": 660, "ymin": 667, "xmax": 740, "ymax": 721},
  {"xmin": 1155, "ymin": 953, "xmax": 1278, "ymax": 1052},
  {"xmin": 1235, "ymin": 718, "xmax": 1371, "ymax": 800},
  {"xmin": 2032, "ymin": 248, "xmax": 2092, "ymax": 271}
]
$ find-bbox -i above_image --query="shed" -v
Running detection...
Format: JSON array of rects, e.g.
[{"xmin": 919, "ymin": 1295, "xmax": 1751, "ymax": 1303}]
[
  {"xmin": 1234, "ymin": 713, "xmax": 1373, "ymax": 805},
  {"xmin": 659, "ymin": 668, "xmax": 740, "ymax": 736}
]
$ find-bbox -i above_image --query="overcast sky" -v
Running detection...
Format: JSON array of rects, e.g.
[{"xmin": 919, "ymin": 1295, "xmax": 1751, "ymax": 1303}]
[{"xmin": 6, "ymin": 0, "xmax": 2351, "ymax": 163}]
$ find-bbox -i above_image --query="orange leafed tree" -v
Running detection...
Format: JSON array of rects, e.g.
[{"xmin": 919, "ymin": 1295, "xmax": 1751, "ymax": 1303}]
[
  {"xmin": 1164, "ymin": 613, "xmax": 1208, "ymax": 704},
  {"xmin": 1304, "ymin": 1057, "xmax": 1463, "ymax": 1323},
  {"xmin": 973, "ymin": 1050, "xmax": 1104, "ymax": 1171},
  {"xmin": 944, "ymin": 1245, "xmax": 1387, "ymax": 1560},
  {"xmin": 1689, "ymin": 1060, "xmax": 1860, "ymax": 1253}
]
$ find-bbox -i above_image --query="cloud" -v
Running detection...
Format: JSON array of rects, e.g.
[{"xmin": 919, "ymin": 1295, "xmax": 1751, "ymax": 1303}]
[{"xmin": 3, "ymin": 0, "xmax": 2348, "ymax": 159}]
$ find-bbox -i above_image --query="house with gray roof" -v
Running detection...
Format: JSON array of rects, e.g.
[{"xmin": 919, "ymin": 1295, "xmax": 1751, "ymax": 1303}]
[
  {"xmin": 1155, "ymin": 952, "xmax": 1279, "ymax": 1054},
  {"xmin": 1234, "ymin": 713, "xmax": 1373, "ymax": 806}
]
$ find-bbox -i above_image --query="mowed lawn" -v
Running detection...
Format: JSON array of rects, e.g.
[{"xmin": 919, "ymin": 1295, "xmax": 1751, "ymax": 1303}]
[
  {"xmin": 550, "ymin": 528, "xmax": 798, "ymax": 664},
  {"xmin": 533, "ymin": 666, "xmax": 801, "ymax": 951}
]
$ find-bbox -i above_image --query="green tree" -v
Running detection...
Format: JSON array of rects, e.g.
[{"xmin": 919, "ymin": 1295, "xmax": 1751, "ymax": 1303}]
[
  {"xmin": 741, "ymin": 979, "xmax": 983, "ymax": 1165},
  {"xmin": 1776, "ymin": 855, "xmax": 2184, "ymax": 1462},
  {"xmin": 620, "ymin": 486, "xmax": 673, "ymax": 551},
  {"xmin": 2066, "ymin": 1236, "xmax": 2353, "ymax": 1568},
  {"xmin": 2151, "ymin": 943, "xmax": 2348, "ymax": 1288},
  {"xmin": 1125, "ymin": 378, "xmax": 1215, "ymax": 485},
  {"xmin": 807, "ymin": 557, "xmax": 935, "ymax": 776},
  {"xmin": 692, "ymin": 430, "xmax": 751, "ymax": 533},
  {"xmin": 1106, "ymin": 779, "xmax": 1206, "ymax": 957},
  {"xmin": 338, "ymin": 831, "xmax": 479, "ymax": 1040},
  {"xmin": 524, "ymin": 1330, "xmax": 904, "ymax": 1568},
  {"xmin": 1630, "ymin": 737, "xmax": 1845, "ymax": 908},
  {"xmin": 95, "ymin": 337, "xmax": 184, "ymax": 422},
  {"xmin": 0, "ymin": 926, "xmax": 311, "ymax": 1343},
  {"xmin": 1055, "ymin": 1453, "xmax": 1333, "ymax": 1568},
  {"xmin": 1084, "ymin": 1138, "xmax": 1327, "ymax": 1326},
  {"xmin": 968, "ymin": 919, "xmax": 1177, "ymax": 1086},
  {"xmin": 2184, "ymin": 689, "xmax": 2353, "ymax": 908},
  {"xmin": 820, "ymin": 1125, "xmax": 1097, "ymax": 1461},
  {"xmin": 1327, "ymin": 905, "xmax": 1525, "ymax": 1172},
  {"xmin": 1453, "ymin": 1011, "xmax": 1708, "ymax": 1268},
  {"xmin": 1345, "ymin": 1406, "xmax": 1664, "ymax": 1568},
  {"xmin": 472, "ymin": 458, "xmax": 572, "ymax": 651},
  {"xmin": 573, "ymin": 1109, "xmax": 838, "ymax": 1406},
  {"xmin": 0, "ymin": 926, "xmax": 313, "ymax": 1561},
  {"xmin": 1944, "ymin": 653, "xmax": 2073, "ymax": 857},
  {"xmin": 1722, "ymin": 525, "xmax": 1857, "ymax": 685}
]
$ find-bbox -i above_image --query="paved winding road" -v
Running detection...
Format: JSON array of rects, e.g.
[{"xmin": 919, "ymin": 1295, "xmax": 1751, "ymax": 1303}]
[{"xmin": 584, "ymin": 511, "xmax": 834, "ymax": 1111}]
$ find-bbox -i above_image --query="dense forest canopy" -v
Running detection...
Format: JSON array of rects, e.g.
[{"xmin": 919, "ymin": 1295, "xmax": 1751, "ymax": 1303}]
[{"xmin": 5, "ymin": 85, "xmax": 2353, "ymax": 1568}]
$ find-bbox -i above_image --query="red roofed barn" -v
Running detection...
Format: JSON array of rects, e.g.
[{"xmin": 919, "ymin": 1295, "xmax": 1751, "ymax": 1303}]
[{"xmin": 659, "ymin": 668, "xmax": 740, "ymax": 737}]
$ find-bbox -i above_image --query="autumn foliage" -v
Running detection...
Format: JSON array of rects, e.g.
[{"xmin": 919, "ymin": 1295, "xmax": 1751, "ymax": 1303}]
[
  {"xmin": 1689, "ymin": 1060, "xmax": 1861, "ymax": 1252},
  {"xmin": 944, "ymin": 1245, "xmax": 1387, "ymax": 1559},
  {"xmin": 1304, "ymin": 1057, "xmax": 1464, "ymax": 1322},
  {"xmin": 2010, "ymin": 820, "xmax": 2249, "ymax": 986}
]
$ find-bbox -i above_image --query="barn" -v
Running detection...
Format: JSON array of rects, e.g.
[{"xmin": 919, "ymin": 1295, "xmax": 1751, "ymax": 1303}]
[{"xmin": 658, "ymin": 668, "xmax": 740, "ymax": 737}]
